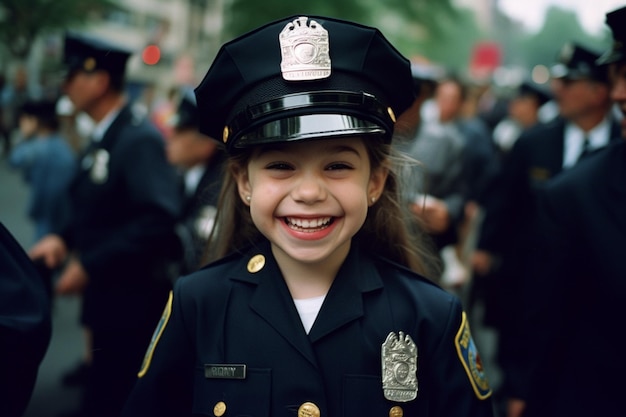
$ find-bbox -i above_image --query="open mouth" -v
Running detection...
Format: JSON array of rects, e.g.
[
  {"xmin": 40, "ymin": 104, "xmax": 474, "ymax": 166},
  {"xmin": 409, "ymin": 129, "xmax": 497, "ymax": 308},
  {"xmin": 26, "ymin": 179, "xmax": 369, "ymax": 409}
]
[{"xmin": 284, "ymin": 216, "xmax": 333, "ymax": 232}]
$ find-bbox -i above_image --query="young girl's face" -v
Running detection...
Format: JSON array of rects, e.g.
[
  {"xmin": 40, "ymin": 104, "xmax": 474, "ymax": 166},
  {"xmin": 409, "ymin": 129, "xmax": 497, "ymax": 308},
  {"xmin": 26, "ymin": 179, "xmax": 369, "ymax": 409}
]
[{"xmin": 235, "ymin": 136, "xmax": 387, "ymax": 266}]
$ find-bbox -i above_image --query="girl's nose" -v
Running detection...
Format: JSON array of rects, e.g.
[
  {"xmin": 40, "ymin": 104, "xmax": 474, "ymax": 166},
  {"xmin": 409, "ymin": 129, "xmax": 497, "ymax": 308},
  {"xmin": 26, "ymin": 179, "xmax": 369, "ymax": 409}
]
[{"xmin": 291, "ymin": 171, "xmax": 327, "ymax": 204}]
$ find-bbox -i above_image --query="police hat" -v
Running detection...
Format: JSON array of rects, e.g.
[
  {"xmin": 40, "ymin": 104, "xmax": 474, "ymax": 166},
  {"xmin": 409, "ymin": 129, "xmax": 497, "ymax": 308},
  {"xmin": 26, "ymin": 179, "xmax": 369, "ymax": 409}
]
[
  {"xmin": 63, "ymin": 31, "xmax": 132, "ymax": 78},
  {"xmin": 171, "ymin": 87, "xmax": 199, "ymax": 130},
  {"xmin": 517, "ymin": 81, "xmax": 552, "ymax": 106},
  {"xmin": 597, "ymin": 6, "xmax": 626, "ymax": 65},
  {"xmin": 550, "ymin": 42, "xmax": 607, "ymax": 82},
  {"xmin": 195, "ymin": 15, "xmax": 415, "ymax": 152}
]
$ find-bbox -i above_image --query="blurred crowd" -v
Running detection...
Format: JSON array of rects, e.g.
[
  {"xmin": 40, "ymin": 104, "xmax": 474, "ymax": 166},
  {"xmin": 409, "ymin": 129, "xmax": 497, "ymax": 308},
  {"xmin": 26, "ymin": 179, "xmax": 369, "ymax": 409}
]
[{"xmin": 1, "ymin": 7, "xmax": 625, "ymax": 417}]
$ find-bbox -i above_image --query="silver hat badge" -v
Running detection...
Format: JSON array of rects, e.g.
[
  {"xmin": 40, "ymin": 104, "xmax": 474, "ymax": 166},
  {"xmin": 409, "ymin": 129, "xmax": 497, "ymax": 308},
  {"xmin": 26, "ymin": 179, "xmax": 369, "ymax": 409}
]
[
  {"xmin": 279, "ymin": 16, "xmax": 331, "ymax": 81},
  {"xmin": 382, "ymin": 331, "xmax": 418, "ymax": 402}
]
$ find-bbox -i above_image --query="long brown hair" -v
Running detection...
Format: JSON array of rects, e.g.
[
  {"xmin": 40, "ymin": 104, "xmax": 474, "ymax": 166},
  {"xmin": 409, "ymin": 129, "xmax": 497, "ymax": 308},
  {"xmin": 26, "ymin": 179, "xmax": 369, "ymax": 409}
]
[{"xmin": 202, "ymin": 136, "xmax": 441, "ymax": 280}]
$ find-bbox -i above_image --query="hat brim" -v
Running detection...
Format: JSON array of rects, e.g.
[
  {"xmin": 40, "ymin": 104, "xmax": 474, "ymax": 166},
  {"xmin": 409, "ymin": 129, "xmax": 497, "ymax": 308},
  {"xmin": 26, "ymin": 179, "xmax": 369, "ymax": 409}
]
[{"xmin": 234, "ymin": 114, "xmax": 386, "ymax": 149}]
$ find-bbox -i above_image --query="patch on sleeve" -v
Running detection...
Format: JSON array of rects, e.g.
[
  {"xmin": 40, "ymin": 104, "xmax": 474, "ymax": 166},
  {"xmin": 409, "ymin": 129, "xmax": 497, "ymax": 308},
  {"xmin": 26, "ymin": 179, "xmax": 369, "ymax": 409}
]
[
  {"xmin": 454, "ymin": 311, "xmax": 492, "ymax": 399},
  {"xmin": 138, "ymin": 291, "xmax": 173, "ymax": 378}
]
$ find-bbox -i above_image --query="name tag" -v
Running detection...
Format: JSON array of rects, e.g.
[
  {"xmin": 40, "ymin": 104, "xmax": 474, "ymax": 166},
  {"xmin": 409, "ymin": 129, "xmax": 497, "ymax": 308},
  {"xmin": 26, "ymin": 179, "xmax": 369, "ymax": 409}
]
[{"xmin": 204, "ymin": 364, "xmax": 247, "ymax": 379}]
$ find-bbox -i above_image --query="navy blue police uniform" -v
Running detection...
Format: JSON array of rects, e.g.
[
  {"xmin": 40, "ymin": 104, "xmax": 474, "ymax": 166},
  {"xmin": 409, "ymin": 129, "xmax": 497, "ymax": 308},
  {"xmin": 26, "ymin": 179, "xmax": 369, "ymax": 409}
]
[
  {"xmin": 475, "ymin": 43, "xmax": 621, "ymax": 402},
  {"xmin": 60, "ymin": 32, "xmax": 182, "ymax": 416},
  {"xmin": 0, "ymin": 222, "xmax": 51, "ymax": 417},
  {"xmin": 124, "ymin": 240, "xmax": 492, "ymax": 417},
  {"xmin": 517, "ymin": 8, "xmax": 626, "ymax": 416},
  {"xmin": 122, "ymin": 15, "xmax": 493, "ymax": 417}
]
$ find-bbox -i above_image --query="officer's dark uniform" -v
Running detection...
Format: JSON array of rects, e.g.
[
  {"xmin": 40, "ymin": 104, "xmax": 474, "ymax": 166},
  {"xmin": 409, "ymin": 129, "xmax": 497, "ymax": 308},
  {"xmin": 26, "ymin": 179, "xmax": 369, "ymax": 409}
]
[
  {"xmin": 0, "ymin": 222, "xmax": 51, "ymax": 417},
  {"xmin": 170, "ymin": 89, "xmax": 226, "ymax": 274},
  {"xmin": 518, "ymin": 8, "xmax": 626, "ymax": 417},
  {"xmin": 60, "ymin": 33, "xmax": 181, "ymax": 416},
  {"xmin": 122, "ymin": 15, "xmax": 493, "ymax": 417},
  {"xmin": 475, "ymin": 43, "xmax": 621, "ymax": 401}
]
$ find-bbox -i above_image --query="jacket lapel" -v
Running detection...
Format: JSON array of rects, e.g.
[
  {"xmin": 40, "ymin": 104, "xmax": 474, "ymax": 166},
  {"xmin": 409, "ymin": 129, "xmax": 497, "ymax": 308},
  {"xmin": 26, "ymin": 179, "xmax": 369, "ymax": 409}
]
[
  {"xmin": 309, "ymin": 246, "xmax": 384, "ymax": 342},
  {"xmin": 244, "ymin": 242, "xmax": 319, "ymax": 367}
]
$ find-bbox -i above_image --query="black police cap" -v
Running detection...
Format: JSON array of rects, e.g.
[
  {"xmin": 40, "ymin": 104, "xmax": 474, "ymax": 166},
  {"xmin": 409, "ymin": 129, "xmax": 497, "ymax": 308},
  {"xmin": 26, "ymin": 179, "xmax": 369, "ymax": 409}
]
[
  {"xmin": 550, "ymin": 42, "xmax": 607, "ymax": 82},
  {"xmin": 195, "ymin": 15, "xmax": 415, "ymax": 152},
  {"xmin": 63, "ymin": 31, "xmax": 132, "ymax": 78},
  {"xmin": 171, "ymin": 87, "xmax": 199, "ymax": 130},
  {"xmin": 517, "ymin": 81, "xmax": 552, "ymax": 106},
  {"xmin": 597, "ymin": 6, "xmax": 626, "ymax": 65}
]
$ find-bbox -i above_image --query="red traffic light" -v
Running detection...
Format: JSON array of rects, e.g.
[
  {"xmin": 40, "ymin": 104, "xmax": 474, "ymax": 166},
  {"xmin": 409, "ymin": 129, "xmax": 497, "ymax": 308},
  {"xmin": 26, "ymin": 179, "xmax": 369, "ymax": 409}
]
[{"xmin": 142, "ymin": 45, "xmax": 161, "ymax": 65}]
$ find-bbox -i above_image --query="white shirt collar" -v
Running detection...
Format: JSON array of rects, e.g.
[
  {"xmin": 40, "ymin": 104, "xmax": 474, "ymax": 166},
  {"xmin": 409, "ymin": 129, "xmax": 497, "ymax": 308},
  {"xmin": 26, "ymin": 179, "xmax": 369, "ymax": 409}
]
[
  {"xmin": 563, "ymin": 117, "xmax": 612, "ymax": 168},
  {"xmin": 90, "ymin": 106, "xmax": 123, "ymax": 142}
]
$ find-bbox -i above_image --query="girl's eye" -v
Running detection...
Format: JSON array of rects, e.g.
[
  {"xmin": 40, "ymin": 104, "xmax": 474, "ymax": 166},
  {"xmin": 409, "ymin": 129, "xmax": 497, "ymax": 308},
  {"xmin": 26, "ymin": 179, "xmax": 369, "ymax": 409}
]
[
  {"xmin": 266, "ymin": 162, "xmax": 293, "ymax": 170},
  {"xmin": 326, "ymin": 162, "xmax": 352, "ymax": 171}
]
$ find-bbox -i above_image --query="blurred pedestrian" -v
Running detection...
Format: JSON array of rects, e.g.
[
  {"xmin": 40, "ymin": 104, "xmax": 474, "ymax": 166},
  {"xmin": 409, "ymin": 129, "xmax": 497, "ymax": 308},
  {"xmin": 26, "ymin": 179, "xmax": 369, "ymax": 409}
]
[
  {"xmin": 28, "ymin": 31, "xmax": 181, "ymax": 417},
  {"xmin": 506, "ymin": 7, "xmax": 626, "ymax": 417},
  {"xmin": 8, "ymin": 98, "xmax": 76, "ymax": 243},
  {"xmin": 492, "ymin": 81, "xmax": 553, "ymax": 157},
  {"xmin": 1, "ymin": 66, "xmax": 42, "ymax": 156},
  {"xmin": 165, "ymin": 87, "xmax": 226, "ymax": 274},
  {"xmin": 472, "ymin": 41, "xmax": 621, "ymax": 414},
  {"xmin": 122, "ymin": 15, "xmax": 493, "ymax": 417},
  {"xmin": 0, "ymin": 222, "xmax": 51, "ymax": 417}
]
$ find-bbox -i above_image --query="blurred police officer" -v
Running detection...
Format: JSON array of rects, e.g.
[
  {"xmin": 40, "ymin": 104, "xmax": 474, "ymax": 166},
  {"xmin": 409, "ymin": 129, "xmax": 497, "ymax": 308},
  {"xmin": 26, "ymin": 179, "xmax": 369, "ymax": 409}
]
[
  {"xmin": 507, "ymin": 7, "xmax": 626, "ymax": 417},
  {"xmin": 492, "ymin": 80, "xmax": 553, "ymax": 155},
  {"xmin": 165, "ymin": 87, "xmax": 226, "ymax": 274},
  {"xmin": 0, "ymin": 222, "xmax": 51, "ymax": 417},
  {"xmin": 29, "ymin": 32, "xmax": 181, "ymax": 417},
  {"xmin": 472, "ymin": 42, "xmax": 621, "ymax": 411}
]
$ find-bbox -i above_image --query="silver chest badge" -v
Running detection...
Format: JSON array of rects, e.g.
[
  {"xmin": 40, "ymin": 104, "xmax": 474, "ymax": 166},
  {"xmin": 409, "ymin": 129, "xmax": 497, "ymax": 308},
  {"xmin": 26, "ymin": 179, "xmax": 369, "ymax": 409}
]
[
  {"xmin": 90, "ymin": 149, "xmax": 110, "ymax": 184},
  {"xmin": 382, "ymin": 331, "xmax": 418, "ymax": 402},
  {"xmin": 279, "ymin": 16, "xmax": 331, "ymax": 81}
]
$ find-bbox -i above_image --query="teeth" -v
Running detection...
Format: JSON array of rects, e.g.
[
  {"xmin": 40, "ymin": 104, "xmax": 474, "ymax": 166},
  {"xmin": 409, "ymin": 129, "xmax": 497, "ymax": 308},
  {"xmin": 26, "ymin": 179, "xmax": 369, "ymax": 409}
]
[{"xmin": 285, "ymin": 217, "xmax": 332, "ymax": 230}]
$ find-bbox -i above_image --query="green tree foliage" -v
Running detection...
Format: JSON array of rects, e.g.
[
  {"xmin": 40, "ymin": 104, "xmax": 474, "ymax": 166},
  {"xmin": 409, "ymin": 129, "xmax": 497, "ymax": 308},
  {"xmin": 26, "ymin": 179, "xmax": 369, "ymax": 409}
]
[
  {"xmin": 0, "ymin": 0, "xmax": 119, "ymax": 60},
  {"xmin": 510, "ymin": 6, "xmax": 611, "ymax": 68}
]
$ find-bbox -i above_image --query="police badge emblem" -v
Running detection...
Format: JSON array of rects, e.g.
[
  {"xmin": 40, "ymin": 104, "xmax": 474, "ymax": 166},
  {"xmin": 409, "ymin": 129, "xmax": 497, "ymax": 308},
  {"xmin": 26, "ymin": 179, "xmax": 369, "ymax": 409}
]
[
  {"xmin": 382, "ymin": 331, "xmax": 418, "ymax": 402},
  {"xmin": 279, "ymin": 16, "xmax": 331, "ymax": 81}
]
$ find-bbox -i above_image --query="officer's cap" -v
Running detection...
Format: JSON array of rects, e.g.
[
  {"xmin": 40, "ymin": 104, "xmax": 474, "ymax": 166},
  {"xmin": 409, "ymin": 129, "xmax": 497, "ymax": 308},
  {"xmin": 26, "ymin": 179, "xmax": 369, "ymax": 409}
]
[
  {"xmin": 597, "ymin": 6, "xmax": 626, "ymax": 65},
  {"xmin": 63, "ymin": 31, "xmax": 132, "ymax": 78},
  {"xmin": 550, "ymin": 43, "xmax": 607, "ymax": 82},
  {"xmin": 171, "ymin": 87, "xmax": 199, "ymax": 130},
  {"xmin": 517, "ymin": 81, "xmax": 552, "ymax": 106},
  {"xmin": 195, "ymin": 15, "xmax": 415, "ymax": 153}
]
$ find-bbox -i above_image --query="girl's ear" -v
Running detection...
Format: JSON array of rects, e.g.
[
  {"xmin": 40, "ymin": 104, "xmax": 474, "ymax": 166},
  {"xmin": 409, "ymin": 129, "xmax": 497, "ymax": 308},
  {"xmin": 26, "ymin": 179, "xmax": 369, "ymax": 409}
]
[
  {"xmin": 368, "ymin": 165, "xmax": 389, "ymax": 206},
  {"xmin": 233, "ymin": 166, "xmax": 252, "ymax": 205}
]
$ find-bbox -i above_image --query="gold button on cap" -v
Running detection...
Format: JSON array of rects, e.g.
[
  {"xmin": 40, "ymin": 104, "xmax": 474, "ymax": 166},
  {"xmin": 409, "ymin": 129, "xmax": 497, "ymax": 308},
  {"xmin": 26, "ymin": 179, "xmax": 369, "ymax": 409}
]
[
  {"xmin": 247, "ymin": 254, "xmax": 265, "ymax": 273},
  {"xmin": 213, "ymin": 401, "xmax": 226, "ymax": 416},
  {"xmin": 389, "ymin": 405, "xmax": 403, "ymax": 417},
  {"xmin": 298, "ymin": 401, "xmax": 320, "ymax": 417}
]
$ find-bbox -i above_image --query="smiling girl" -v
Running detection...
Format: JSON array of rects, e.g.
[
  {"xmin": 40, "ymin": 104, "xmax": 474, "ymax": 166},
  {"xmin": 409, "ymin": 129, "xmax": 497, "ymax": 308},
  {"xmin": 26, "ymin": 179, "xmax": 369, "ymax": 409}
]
[{"xmin": 122, "ymin": 15, "xmax": 494, "ymax": 417}]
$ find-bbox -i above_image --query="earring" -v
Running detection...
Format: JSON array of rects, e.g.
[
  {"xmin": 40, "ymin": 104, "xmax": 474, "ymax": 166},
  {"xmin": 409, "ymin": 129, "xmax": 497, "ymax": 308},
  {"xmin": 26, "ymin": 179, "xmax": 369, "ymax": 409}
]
[
  {"xmin": 245, "ymin": 195, "xmax": 251, "ymax": 202},
  {"xmin": 371, "ymin": 196, "xmax": 376, "ymax": 203}
]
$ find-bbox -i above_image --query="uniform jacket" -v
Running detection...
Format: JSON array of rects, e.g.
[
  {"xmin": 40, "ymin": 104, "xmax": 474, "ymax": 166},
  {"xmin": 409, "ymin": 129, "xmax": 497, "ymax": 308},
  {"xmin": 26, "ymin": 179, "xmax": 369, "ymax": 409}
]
[
  {"xmin": 475, "ymin": 116, "xmax": 621, "ymax": 330},
  {"xmin": 0, "ymin": 222, "xmax": 51, "ymax": 417},
  {"xmin": 62, "ymin": 104, "xmax": 181, "ymax": 330},
  {"xmin": 520, "ymin": 141, "xmax": 626, "ymax": 417},
  {"xmin": 122, "ymin": 239, "xmax": 494, "ymax": 417},
  {"xmin": 479, "ymin": 116, "xmax": 621, "ymax": 255}
]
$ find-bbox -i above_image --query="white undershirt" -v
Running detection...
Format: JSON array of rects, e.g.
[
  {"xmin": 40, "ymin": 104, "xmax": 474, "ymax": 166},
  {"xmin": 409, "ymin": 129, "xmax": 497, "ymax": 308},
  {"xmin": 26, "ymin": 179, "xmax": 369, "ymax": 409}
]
[{"xmin": 293, "ymin": 295, "xmax": 326, "ymax": 334}]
